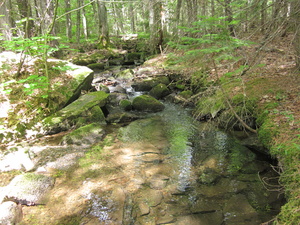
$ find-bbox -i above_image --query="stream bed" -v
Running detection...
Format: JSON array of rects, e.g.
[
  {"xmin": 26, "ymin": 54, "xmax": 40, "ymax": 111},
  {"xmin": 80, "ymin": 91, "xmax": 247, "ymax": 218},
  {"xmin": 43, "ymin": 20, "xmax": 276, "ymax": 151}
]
[{"xmin": 17, "ymin": 101, "xmax": 284, "ymax": 225}]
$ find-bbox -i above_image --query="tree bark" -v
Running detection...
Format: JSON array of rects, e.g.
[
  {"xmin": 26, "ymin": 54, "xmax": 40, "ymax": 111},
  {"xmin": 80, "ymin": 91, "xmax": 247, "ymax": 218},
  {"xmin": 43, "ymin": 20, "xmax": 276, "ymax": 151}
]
[
  {"xmin": 0, "ymin": 0, "xmax": 15, "ymax": 40},
  {"xmin": 16, "ymin": 0, "xmax": 34, "ymax": 38},
  {"xmin": 65, "ymin": 0, "xmax": 72, "ymax": 40},
  {"xmin": 149, "ymin": 0, "xmax": 162, "ymax": 54},
  {"xmin": 97, "ymin": 0, "xmax": 109, "ymax": 47},
  {"xmin": 76, "ymin": 0, "xmax": 82, "ymax": 43},
  {"xmin": 291, "ymin": 0, "xmax": 300, "ymax": 70}
]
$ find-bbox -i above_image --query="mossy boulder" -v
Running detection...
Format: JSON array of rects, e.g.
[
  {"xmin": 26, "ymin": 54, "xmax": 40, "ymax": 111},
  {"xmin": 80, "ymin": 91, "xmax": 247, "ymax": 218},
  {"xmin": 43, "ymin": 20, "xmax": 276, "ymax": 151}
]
[
  {"xmin": 132, "ymin": 95, "xmax": 165, "ymax": 112},
  {"xmin": 132, "ymin": 76, "xmax": 170, "ymax": 92},
  {"xmin": 119, "ymin": 99, "xmax": 132, "ymax": 111},
  {"xmin": 87, "ymin": 63, "xmax": 105, "ymax": 70},
  {"xmin": 61, "ymin": 123, "xmax": 105, "ymax": 145},
  {"xmin": 42, "ymin": 91, "xmax": 109, "ymax": 134},
  {"xmin": 149, "ymin": 83, "xmax": 170, "ymax": 99}
]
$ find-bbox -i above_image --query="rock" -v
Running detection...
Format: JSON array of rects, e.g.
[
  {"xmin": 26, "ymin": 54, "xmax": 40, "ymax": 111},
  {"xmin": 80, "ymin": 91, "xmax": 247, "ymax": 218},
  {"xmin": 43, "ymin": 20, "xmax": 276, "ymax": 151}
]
[
  {"xmin": 156, "ymin": 215, "xmax": 176, "ymax": 224},
  {"xmin": 114, "ymin": 69, "xmax": 134, "ymax": 79},
  {"xmin": 119, "ymin": 99, "xmax": 132, "ymax": 111},
  {"xmin": 0, "ymin": 201, "xmax": 23, "ymax": 225},
  {"xmin": 132, "ymin": 76, "xmax": 170, "ymax": 92},
  {"xmin": 42, "ymin": 91, "xmax": 109, "ymax": 134},
  {"xmin": 149, "ymin": 83, "xmax": 170, "ymax": 99},
  {"xmin": 137, "ymin": 189, "xmax": 163, "ymax": 207},
  {"xmin": 87, "ymin": 62, "xmax": 105, "ymax": 70},
  {"xmin": 149, "ymin": 174, "xmax": 169, "ymax": 190},
  {"xmin": 106, "ymin": 112, "xmax": 140, "ymax": 124},
  {"xmin": 137, "ymin": 202, "xmax": 150, "ymax": 216},
  {"xmin": 44, "ymin": 152, "xmax": 85, "ymax": 171},
  {"xmin": 106, "ymin": 93, "xmax": 129, "ymax": 113},
  {"xmin": 241, "ymin": 134, "xmax": 270, "ymax": 156},
  {"xmin": 0, "ymin": 173, "xmax": 54, "ymax": 204},
  {"xmin": 53, "ymin": 60, "xmax": 94, "ymax": 107},
  {"xmin": 223, "ymin": 194, "xmax": 261, "ymax": 224},
  {"xmin": 109, "ymin": 85, "xmax": 127, "ymax": 93},
  {"xmin": 132, "ymin": 95, "xmax": 165, "ymax": 112},
  {"xmin": 60, "ymin": 123, "xmax": 105, "ymax": 146},
  {"xmin": 0, "ymin": 147, "xmax": 35, "ymax": 172}
]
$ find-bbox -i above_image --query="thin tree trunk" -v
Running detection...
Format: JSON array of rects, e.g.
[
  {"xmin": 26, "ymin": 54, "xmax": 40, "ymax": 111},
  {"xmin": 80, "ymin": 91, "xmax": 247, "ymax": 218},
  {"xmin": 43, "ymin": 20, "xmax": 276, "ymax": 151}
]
[
  {"xmin": 76, "ymin": 0, "xmax": 82, "ymax": 43},
  {"xmin": 292, "ymin": 0, "xmax": 300, "ymax": 69},
  {"xmin": 97, "ymin": 0, "xmax": 109, "ymax": 47},
  {"xmin": 173, "ymin": 0, "xmax": 182, "ymax": 37},
  {"xmin": 149, "ymin": 0, "xmax": 162, "ymax": 54},
  {"xmin": 129, "ymin": 3, "xmax": 136, "ymax": 33},
  {"xmin": 65, "ymin": 0, "xmax": 72, "ymax": 40},
  {"xmin": 82, "ymin": 1, "xmax": 88, "ymax": 40}
]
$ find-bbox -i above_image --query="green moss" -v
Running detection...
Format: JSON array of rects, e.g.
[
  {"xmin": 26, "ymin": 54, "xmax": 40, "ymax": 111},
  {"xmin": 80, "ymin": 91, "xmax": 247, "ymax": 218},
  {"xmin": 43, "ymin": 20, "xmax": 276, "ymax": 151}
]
[
  {"xmin": 179, "ymin": 90, "xmax": 193, "ymax": 99},
  {"xmin": 194, "ymin": 89, "xmax": 225, "ymax": 119},
  {"xmin": 119, "ymin": 99, "xmax": 132, "ymax": 111},
  {"xmin": 132, "ymin": 95, "xmax": 165, "ymax": 112}
]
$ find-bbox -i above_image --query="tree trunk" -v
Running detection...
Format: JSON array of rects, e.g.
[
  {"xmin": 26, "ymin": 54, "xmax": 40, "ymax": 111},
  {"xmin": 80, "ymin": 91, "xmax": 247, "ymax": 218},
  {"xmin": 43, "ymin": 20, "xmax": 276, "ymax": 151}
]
[
  {"xmin": 0, "ymin": 0, "xmax": 15, "ymax": 40},
  {"xmin": 186, "ymin": 0, "xmax": 198, "ymax": 25},
  {"xmin": 260, "ymin": 0, "xmax": 267, "ymax": 34},
  {"xmin": 76, "ymin": 0, "xmax": 82, "ymax": 43},
  {"xmin": 129, "ymin": 3, "xmax": 136, "ymax": 33},
  {"xmin": 291, "ymin": 0, "xmax": 300, "ymax": 70},
  {"xmin": 224, "ymin": 0, "xmax": 235, "ymax": 36},
  {"xmin": 82, "ymin": 0, "xmax": 88, "ymax": 40},
  {"xmin": 97, "ymin": 0, "xmax": 109, "ymax": 48},
  {"xmin": 65, "ymin": 0, "xmax": 72, "ymax": 40},
  {"xmin": 16, "ymin": 0, "xmax": 34, "ymax": 38},
  {"xmin": 149, "ymin": 0, "xmax": 162, "ymax": 54},
  {"xmin": 173, "ymin": 0, "xmax": 182, "ymax": 37}
]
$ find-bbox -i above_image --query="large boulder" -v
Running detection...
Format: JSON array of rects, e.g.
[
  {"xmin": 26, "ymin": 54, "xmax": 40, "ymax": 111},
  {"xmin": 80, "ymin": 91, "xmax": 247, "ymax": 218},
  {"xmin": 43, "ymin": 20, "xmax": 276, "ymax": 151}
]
[
  {"xmin": 132, "ymin": 95, "xmax": 165, "ymax": 112},
  {"xmin": 42, "ymin": 91, "xmax": 109, "ymax": 134}
]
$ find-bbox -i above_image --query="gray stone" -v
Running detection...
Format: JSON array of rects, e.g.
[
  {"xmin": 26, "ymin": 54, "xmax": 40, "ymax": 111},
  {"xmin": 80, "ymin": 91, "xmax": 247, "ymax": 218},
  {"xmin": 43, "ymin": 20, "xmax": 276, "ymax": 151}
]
[
  {"xmin": 0, "ymin": 201, "xmax": 23, "ymax": 225},
  {"xmin": 0, "ymin": 173, "xmax": 54, "ymax": 204}
]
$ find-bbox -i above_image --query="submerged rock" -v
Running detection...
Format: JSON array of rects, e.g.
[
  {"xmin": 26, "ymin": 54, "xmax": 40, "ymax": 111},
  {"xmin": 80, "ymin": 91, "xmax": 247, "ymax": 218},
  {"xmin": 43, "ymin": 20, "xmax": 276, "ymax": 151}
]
[
  {"xmin": 60, "ymin": 123, "xmax": 105, "ymax": 146},
  {"xmin": 132, "ymin": 95, "xmax": 165, "ymax": 112}
]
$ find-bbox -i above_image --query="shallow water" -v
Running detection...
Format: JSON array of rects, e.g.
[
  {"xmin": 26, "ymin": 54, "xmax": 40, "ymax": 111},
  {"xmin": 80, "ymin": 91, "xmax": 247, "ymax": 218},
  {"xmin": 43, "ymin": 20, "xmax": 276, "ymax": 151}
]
[{"xmin": 18, "ymin": 100, "xmax": 284, "ymax": 225}]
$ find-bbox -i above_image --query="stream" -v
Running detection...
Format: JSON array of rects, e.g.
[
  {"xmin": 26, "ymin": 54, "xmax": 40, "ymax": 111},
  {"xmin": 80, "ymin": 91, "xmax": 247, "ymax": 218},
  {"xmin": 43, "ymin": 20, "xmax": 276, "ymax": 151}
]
[{"xmin": 2, "ymin": 65, "xmax": 285, "ymax": 225}]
